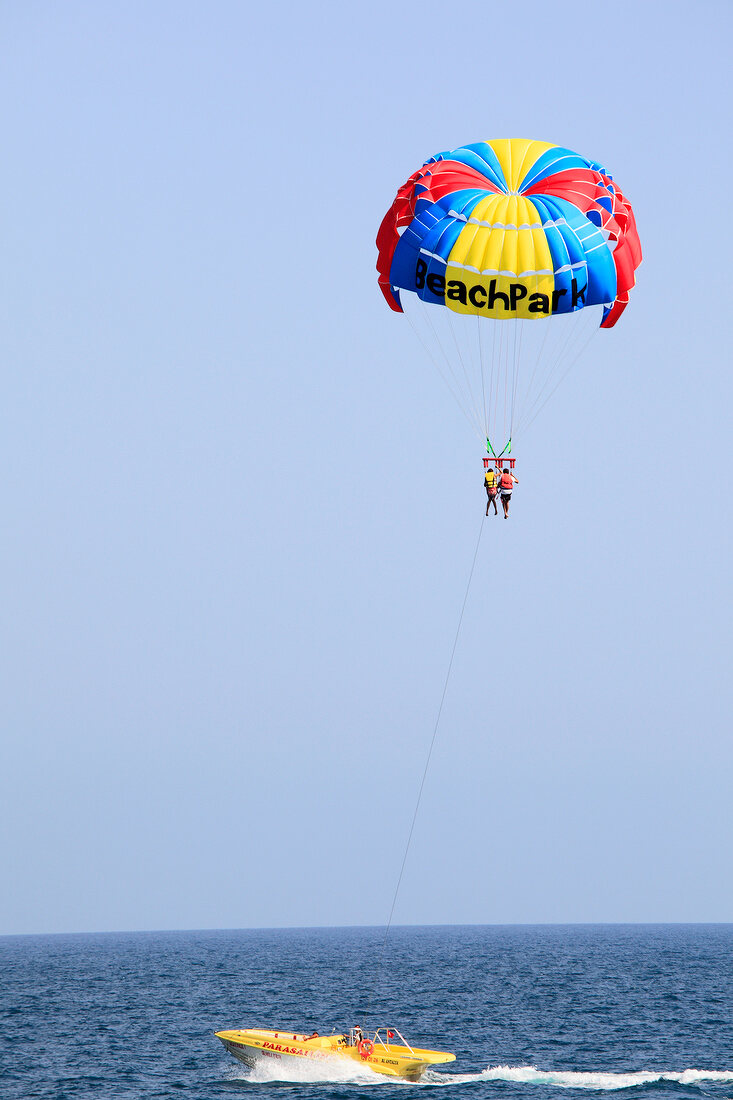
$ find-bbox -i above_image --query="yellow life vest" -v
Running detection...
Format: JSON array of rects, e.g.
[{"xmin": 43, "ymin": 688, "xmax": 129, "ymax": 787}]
[{"xmin": 484, "ymin": 469, "xmax": 496, "ymax": 487}]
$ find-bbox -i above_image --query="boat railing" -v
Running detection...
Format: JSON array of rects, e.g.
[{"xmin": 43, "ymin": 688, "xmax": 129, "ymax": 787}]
[{"xmin": 372, "ymin": 1027, "xmax": 414, "ymax": 1054}]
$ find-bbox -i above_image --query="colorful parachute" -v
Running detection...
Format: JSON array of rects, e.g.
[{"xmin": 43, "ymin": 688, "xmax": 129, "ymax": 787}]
[
  {"xmin": 376, "ymin": 139, "xmax": 642, "ymax": 451},
  {"xmin": 377, "ymin": 138, "xmax": 641, "ymax": 329}
]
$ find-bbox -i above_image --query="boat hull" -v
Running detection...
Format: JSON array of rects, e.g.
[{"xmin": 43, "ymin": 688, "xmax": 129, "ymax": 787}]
[{"xmin": 215, "ymin": 1028, "xmax": 455, "ymax": 1081}]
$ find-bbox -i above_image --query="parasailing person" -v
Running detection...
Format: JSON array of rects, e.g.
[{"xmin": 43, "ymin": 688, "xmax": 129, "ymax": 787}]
[
  {"xmin": 499, "ymin": 467, "xmax": 519, "ymax": 518},
  {"xmin": 484, "ymin": 464, "xmax": 499, "ymax": 515}
]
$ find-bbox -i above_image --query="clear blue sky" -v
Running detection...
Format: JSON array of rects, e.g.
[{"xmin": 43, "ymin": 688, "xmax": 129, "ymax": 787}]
[{"xmin": 1, "ymin": 1, "xmax": 731, "ymax": 936}]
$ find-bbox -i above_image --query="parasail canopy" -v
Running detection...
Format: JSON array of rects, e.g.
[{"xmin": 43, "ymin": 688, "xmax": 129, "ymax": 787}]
[{"xmin": 378, "ymin": 138, "xmax": 641, "ymax": 329}]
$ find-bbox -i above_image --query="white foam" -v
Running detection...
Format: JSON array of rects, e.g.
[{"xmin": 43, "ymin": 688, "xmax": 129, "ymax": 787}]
[
  {"xmin": 421, "ymin": 1065, "xmax": 733, "ymax": 1090},
  {"xmin": 224, "ymin": 1050, "xmax": 384, "ymax": 1085}
]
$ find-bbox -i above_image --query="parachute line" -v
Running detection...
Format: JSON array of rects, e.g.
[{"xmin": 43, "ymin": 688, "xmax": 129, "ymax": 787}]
[
  {"xmin": 518, "ymin": 316, "xmax": 599, "ymax": 435},
  {"xmin": 518, "ymin": 313, "xmax": 553, "ymax": 422},
  {"xmin": 514, "ymin": 308, "xmax": 598, "ymax": 435},
  {"xmin": 418, "ymin": 300, "xmax": 475, "ymax": 432},
  {"xmin": 446, "ymin": 307, "xmax": 482, "ymax": 431},
  {"xmin": 477, "ymin": 314, "xmax": 487, "ymax": 434},
  {"xmin": 404, "ymin": 293, "xmax": 603, "ymax": 452},
  {"xmin": 404, "ymin": 303, "xmax": 484, "ymax": 442}
]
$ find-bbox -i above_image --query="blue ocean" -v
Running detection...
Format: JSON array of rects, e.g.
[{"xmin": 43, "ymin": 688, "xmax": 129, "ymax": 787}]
[{"xmin": 2, "ymin": 925, "xmax": 732, "ymax": 1099}]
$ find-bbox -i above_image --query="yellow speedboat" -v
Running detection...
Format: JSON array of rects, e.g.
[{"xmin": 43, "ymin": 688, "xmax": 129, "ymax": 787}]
[{"xmin": 215, "ymin": 1024, "xmax": 455, "ymax": 1081}]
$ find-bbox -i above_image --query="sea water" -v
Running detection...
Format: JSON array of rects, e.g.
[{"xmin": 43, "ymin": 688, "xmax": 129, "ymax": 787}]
[{"xmin": 1, "ymin": 924, "xmax": 731, "ymax": 1099}]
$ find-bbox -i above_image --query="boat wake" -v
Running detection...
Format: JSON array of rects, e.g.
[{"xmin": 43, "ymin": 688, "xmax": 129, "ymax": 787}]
[
  {"xmin": 421, "ymin": 1066, "xmax": 733, "ymax": 1090},
  {"xmin": 224, "ymin": 1052, "xmax": 384, "ymax": 1085},
  {"xmin": 225, "ymin": 1059, "xmax": 733, "ymax": 1090}
]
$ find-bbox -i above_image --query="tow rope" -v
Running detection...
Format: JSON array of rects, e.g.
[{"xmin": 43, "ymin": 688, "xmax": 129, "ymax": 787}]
[{"xmin": 364, "ymin": 515, "xmax": 485, "ymax": 1023}]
